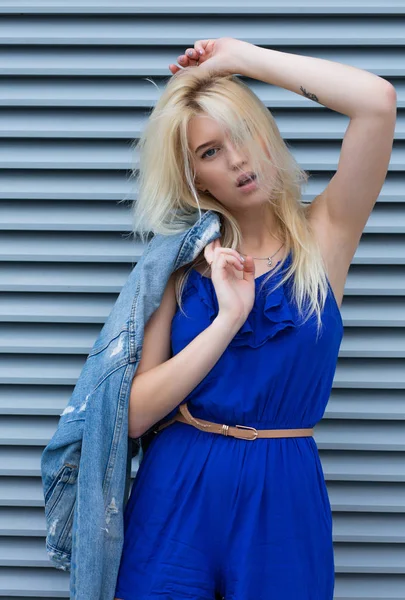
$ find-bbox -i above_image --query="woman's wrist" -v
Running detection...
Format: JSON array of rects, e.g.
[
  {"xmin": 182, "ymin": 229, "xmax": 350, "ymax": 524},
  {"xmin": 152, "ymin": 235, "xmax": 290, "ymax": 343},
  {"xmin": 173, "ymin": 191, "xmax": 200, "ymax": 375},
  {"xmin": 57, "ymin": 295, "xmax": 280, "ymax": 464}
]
[{"xmin": 233, "ymin": 42, "xmax": 274, "ymax": 79}]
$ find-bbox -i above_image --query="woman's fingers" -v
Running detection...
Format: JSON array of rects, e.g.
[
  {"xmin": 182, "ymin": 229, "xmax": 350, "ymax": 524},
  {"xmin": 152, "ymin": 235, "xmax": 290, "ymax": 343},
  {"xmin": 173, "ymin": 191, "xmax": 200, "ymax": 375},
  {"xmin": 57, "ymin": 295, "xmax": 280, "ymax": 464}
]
[
  {"xmin": 205, "ymin": 241, "xmax": 244, "ymax": 274},
  {"xmin": 169, "ymin": 46, "xmax": 203, "ymax": 74},
  {"xmin": 217, "ymin": 255, "xmax": 244, "ymax": 275},
  {"xmin": 204, "ymin": 238, "xmax": 221, "ymax": 266},
  {"xmin": 186, "ymin": 48, "xmax": 201, "ymax": 59},
  {"xmin": 177, "ymin": 49, "xmax": 200, "ymax": 66}
]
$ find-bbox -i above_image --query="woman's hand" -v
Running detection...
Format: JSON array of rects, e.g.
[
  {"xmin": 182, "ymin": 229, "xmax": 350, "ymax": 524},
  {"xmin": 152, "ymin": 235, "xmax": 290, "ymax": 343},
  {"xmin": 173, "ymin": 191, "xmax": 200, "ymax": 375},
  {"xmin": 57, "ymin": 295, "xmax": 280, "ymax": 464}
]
[
  {"xmin": 203, "ymin": 238, "xmax": 256, "ymax": 325},
  {"xmin": 168, "ymin": 37, "xmax": 251, "ymax": 77}
]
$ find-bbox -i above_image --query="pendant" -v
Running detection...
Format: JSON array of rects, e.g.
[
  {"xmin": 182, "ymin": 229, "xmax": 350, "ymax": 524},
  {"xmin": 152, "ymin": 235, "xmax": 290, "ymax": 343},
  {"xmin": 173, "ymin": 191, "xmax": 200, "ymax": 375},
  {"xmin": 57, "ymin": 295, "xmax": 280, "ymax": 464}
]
[{"xmin": 267, "ymin": 257, "xmax": 273, "ymax": 266}]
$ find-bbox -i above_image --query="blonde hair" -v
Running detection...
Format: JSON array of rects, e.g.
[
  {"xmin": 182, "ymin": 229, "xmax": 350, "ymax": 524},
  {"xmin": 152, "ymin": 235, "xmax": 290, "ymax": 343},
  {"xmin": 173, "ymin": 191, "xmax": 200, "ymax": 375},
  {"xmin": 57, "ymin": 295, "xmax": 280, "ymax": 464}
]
[{"xmin": 126, "ymin": 65, "xmax": 331, "ymax": 338}]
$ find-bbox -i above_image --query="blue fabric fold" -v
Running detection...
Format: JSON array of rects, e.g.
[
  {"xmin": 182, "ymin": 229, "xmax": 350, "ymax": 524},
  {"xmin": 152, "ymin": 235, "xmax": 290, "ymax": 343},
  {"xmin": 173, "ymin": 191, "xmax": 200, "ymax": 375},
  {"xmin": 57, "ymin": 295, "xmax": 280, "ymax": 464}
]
[{"xmin": 188, "ymin": 251, "xmax": 297, "ymax": 348}]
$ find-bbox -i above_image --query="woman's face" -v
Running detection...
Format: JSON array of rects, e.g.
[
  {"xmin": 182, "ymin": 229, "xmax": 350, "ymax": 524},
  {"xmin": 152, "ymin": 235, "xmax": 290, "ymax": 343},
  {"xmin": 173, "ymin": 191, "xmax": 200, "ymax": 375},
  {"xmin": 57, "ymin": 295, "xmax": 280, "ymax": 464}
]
[{"xmin": 188, "ymin": 114, "xmax": 274, "ymax": 210}]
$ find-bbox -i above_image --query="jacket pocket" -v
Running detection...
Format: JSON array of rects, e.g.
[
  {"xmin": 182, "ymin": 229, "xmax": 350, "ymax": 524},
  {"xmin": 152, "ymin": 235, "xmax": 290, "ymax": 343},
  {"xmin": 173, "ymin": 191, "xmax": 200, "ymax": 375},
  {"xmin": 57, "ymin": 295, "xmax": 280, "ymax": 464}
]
[
  {"xmin": 44, "ymin": 462, "xmax": 77, "ymax": 517},
  {"xmin": 44, "ymin": 461, "xmax": 79, "ymax": 570},
  {"xmin": 41, "ymin": 418, "xmax": 83, "ymax": 571}
]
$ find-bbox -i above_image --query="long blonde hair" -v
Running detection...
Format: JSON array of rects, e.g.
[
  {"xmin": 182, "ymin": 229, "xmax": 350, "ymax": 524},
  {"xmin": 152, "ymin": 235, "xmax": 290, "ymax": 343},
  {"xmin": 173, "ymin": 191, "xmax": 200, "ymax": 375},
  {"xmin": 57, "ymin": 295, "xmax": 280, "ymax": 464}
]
[{"xmin": 126, "ymin": 65, "xmax": 330, "ymax": 337}]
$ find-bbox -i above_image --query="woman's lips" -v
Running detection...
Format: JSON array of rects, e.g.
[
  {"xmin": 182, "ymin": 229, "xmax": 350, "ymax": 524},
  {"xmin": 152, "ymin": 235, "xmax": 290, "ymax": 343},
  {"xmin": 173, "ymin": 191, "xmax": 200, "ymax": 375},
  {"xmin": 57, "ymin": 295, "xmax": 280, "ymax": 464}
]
[
  {"xmin": 236, "ymin": 172, "xmax": 256, "ymax": 187},
  {"xmin": 237, "ymin": 177, "xmax": 258, "ymax": 192}
]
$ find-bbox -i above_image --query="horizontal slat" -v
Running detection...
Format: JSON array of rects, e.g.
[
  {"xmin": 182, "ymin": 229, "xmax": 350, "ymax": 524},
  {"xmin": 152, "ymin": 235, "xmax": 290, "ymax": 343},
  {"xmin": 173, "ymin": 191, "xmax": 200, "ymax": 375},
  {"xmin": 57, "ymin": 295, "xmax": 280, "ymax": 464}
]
[
  {"xmin": 0, "ymin": 108, "xmax": 146, "ymax": 138},
  {"xmin": 3, "ymin": 446, "xmax": 405, "ymax": 482},
  {"xmin": 0, "ymin": 597, "xmax": 64, "ymax": 600},
  {"xmin": 0, "ymin": 202, "xmax": 402, "ymax": 233},
  {"xmin": 316, "ymin": 420, "xmax": 405, "ymax": 449},
  {"xmin": 0, "ymin": 78, "xmax": 403, "ymax": 108},
  {"xmin": 338, "ymin": 297, "xmax": 405, "ymax": 326},
  {"xmin": 0, "ymin": 294, "xmax": 115, "ymax": 323},
  {"xmin": 0, "ymin": 203, "xmax": 382, "ymax": 245},
  {"xmin": 1, "ymin": 388, "xmax": 404, "ymax": 420},
  {"xmin": 339, "ymin": 329, "xmax": 405, "ymax": 358},
  {"xmin": 2, "ymin": 233, "xmax": 405, "ymax": 264},
  {"xmin": 10, "ymin": 290, "xmax": 405, "ymax": 327},
  {"xmin": 0, "ymin": 172, "xmax": 403, "ymax": 202},
  {"xmin": 2, "ymin": 414, "xmax": 405, "ymax": 449},
  {"xmin": 0, "ymin": 16, "xmax": 403, "ymax": 46},
  {"xmin": 3, "ymin": 323, "xmax": 405, "ymax": 357},
  {"xmin": 335, "ymin": 543, "xmax": 405, "ymax": 573},
  {"xmin": 0, "ymin": 110, "xmax": 402, "ymax": 140},
  {"xmin": 0, "ymin": 141, "xmax": 403, "ymax": 170},
  {"xmin": 367, "ymin": 204, "xmax": 405, "ymax": 233},
  {"xmin": 0, "ymin": 264, "xmax": 133, "ymax": 292},
  {"xmin": 0, "ymin": 448, "xmax": 41, "ymax": 475},
  {"xmin": 2, "ymin": 477, "xmax": 405, "ymax": 513},
  {"xmin": 0, "ymin": 323, "xmax": 104, "ymax": 354},
  {"xmin": 0, "ymin": 171, "xmax": 134, "ymax": 200},
  {"xmin": 0, "ymin": 568, "xmax": 68, "ymax": 597},
  {"xmin": 336, "ymin": 574, "xmax": 405, "ymax": 599},
  {"xmin": 337, "ymin": 353, "xmax": 404, "ymax": 393},
  {"xmin": 333, "ymin": 513, "xmax": 405, "ymax": 543},
  {"xmin": 345, "ymin": 266, "xmax": 405, "ymax": 294},
  {"xmin": 0, "ymin": 538, "xmax": 51, "ymax": 567},
  {"xmin": 0, "ymin": 356, "xmax": 404, "ymax": 386},
  {"xmin": 0, "ymin": 508, "xmax": 45, "ymax": 536},
  {"xmin": 0, "ymin": 418, "xmax": 79, "ymax": 446},
  {"xmin": 0, "ymin": 199, "xmax": 403, "ymax": 234},
  {"xmin": 0, "ymin": 356, "xmax": 89, "ymax": 385},
  {"xmin": 356, "ymin": 235, "xmax": 405, "ymax": 263},
  {"xmin": 0, "ymin": 76, "xmax": 163, "ymax": 108},
  {"xmin": 0, "ymin": 387, "xmax": 73, "ymax": 416},
  {"xmin": 0, "ymin": 571, "xmax": 404, "ymax": 600},
  {"xmin": 0, "ymin": 140, "xmax": 129, "ymax": 169},
  {"xmin": 2, "ymin": 1, "xmax": 405, "ymax": 16},
  {"xmin": 1, "ymin": 507, "xmax": 404, "ymax": 544},
  {"xmin": 0, "ymin": 479, "xmax": 45, "ymax": 507},
  {"xmin": 320, "ymin": 451, "xmax": 405, "ymax": 481},
  {"xmin": 326, "ymin": 389, "xmax": 405, "ymax": 420},
  {"xmin": 0, "ymin": 540, "xmax": 405, "ymax": 574},
  {"xmin": 0, "ymin": 201, "xmax": 133, "ymax": 231},
  {"xmin": 328, "ymin": 481, "xmax": 405, "ymax": 513},
  {"xmin": 0, "ymin": 48, "xmax": 404, "ymax": 77}
]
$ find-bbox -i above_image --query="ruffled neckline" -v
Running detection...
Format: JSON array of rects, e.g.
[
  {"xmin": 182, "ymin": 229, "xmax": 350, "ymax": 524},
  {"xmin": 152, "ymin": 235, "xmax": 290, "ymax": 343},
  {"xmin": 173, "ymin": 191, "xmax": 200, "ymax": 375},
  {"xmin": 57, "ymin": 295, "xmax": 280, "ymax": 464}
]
[{"xmin": 188, "ymin": 251, "xmax": 297, "ymax": 348}]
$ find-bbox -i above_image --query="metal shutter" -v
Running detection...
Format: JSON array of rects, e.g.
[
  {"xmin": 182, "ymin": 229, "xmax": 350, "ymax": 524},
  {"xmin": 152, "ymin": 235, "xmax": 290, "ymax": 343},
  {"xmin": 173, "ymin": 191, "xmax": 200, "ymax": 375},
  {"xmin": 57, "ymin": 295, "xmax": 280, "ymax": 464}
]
[{"xmin": 0, "ymin": 2, "xmax": 402, "ymax": 598}]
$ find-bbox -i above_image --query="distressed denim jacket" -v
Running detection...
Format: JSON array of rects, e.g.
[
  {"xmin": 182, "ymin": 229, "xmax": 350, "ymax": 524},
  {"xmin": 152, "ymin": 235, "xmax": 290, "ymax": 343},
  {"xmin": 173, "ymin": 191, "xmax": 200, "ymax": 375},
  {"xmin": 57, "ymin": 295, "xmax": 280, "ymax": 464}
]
[{"xmin": 40, "ymin": 209, "xmax": 222, "ymax": 600}]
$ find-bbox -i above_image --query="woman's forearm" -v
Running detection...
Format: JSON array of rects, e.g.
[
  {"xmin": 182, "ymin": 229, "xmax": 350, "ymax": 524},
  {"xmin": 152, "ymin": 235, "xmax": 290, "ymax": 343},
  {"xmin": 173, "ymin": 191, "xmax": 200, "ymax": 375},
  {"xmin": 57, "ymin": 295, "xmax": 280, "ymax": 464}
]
[
  {"xmin": 128, "ymin": 314, "xmax": 243, "ymax": 438},
  {"xmin": 236, "ymin": 42, "xmax": 394, "ymax": 118}
]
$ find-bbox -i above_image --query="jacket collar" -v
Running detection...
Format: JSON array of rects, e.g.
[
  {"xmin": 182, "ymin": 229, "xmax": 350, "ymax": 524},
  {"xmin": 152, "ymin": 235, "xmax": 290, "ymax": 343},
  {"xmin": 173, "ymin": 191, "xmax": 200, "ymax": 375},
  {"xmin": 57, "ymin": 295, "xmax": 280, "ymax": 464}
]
[
  {"xmin": 130, "ymin": 209, "xmax": 222, "ymax": 361},
  {"xmin": 173, "ymin": 209, "xmax": 222, "ymax": 271}
]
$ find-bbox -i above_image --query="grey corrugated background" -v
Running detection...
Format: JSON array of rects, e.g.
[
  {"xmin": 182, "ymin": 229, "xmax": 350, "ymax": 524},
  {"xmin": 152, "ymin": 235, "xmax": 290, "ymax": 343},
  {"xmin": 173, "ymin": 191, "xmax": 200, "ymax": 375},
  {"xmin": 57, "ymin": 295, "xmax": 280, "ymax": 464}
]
[{"xmin": 0, "ymin": 1, "xmax": 403, "ymax": 598}]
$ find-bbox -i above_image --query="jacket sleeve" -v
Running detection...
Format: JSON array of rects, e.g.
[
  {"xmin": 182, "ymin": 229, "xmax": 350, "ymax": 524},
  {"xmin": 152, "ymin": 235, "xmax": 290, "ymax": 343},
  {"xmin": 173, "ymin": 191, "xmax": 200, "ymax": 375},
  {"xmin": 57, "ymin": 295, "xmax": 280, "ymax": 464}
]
[{"xmin": 39, "ymin": 345, "xmax": 106, "ymax": 571}]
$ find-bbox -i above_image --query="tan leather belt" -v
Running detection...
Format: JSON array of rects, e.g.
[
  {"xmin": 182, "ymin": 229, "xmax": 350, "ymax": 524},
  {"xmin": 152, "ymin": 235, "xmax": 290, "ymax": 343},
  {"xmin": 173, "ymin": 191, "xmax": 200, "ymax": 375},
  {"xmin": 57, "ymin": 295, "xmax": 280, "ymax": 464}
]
[{"xmin": 154, "ymin": 402, "xmax": 314, "ymax": 441}]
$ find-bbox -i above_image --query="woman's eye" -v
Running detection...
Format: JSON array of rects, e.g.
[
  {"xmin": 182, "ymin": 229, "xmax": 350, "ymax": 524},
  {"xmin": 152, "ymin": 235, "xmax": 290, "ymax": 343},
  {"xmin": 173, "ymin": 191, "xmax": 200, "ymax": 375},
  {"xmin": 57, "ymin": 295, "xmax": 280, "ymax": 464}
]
[{"xmin": 201, "ymin": 148, "xmax": 218, "ymax": 159}]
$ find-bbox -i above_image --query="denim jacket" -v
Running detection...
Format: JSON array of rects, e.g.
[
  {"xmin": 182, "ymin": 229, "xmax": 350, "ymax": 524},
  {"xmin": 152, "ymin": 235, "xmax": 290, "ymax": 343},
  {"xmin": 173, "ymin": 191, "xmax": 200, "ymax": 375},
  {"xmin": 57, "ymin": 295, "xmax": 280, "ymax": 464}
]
[{"xmin": 40, "ymin": 209, "xmax": 222, "ymax": 599}]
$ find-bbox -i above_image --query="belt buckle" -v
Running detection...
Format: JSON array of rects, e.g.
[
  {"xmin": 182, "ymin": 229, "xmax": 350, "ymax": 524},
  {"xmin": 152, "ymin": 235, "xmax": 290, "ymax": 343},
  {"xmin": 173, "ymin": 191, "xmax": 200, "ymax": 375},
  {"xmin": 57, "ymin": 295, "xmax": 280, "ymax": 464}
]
[{"xmin": 235, "ymin": 424, "xmax": 258, "ymax": 441}]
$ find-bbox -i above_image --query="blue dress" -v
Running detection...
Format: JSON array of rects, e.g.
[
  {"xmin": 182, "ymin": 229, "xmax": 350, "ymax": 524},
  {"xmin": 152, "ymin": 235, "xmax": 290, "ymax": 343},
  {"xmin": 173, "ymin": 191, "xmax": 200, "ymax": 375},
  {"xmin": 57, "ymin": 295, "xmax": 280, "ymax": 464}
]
[{"xmin": 114, "ymin": 250, "xmax": 343, "ymax": 600}]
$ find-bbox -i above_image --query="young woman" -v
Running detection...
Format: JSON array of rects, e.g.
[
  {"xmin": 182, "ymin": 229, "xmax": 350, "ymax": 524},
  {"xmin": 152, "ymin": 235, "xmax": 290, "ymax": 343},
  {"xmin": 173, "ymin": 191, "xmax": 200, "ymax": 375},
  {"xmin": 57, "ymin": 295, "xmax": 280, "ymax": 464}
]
[{"xmin": 114, "ymin": 37, "xmax": 396, "ymax": 600}]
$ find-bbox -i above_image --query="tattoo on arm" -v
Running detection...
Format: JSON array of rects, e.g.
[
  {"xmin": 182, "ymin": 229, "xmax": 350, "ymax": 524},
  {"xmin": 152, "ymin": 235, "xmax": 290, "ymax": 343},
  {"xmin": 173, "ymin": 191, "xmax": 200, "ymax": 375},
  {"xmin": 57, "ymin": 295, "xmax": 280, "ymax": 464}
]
[{"xmin": 300, "ymin": 86, "xmax": 320, "ymax": 103}]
